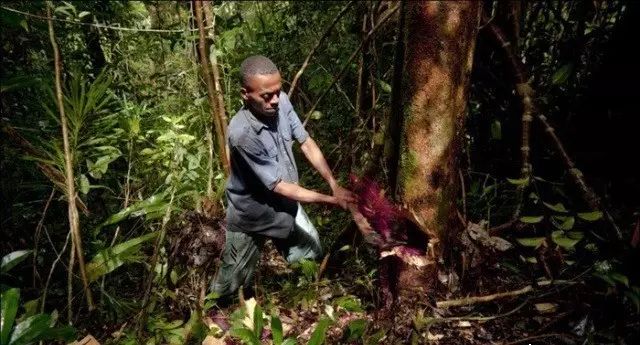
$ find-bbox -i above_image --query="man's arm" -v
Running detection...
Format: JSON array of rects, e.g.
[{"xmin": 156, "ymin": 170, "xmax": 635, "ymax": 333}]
[
  {"xmin": 300, "ymin": 138, "xmax": 337, "ymax": 189},
  {"xmin": 300, "ymin": 137, "xmax": 355, "ymax": 207},
  {"xmin": 273, "ymin": 181, "xmax": 339, "ymax": 206}
]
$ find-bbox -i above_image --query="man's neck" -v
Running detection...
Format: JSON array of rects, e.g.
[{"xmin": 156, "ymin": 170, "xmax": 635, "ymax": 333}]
[{"xmin": 246, "ymin": 106, "xmax": 277, "ymax": 127}]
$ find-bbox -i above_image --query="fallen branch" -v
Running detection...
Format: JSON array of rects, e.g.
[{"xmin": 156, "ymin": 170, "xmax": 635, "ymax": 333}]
[
  {"xmin": 288, "ymin": 1, "xmax": 355, "ymax": 98},
  {"xmin": 303, "ymin": 4, "xmax": 400, "ymax": 126},
  {"xmin": 437, "ymin": 285, "xmax": 533, "ymax": 309},
  {"xmin": 436, "ymin": 280, "xmax": 574, "ymax": 308},
  {"xmin": 431, "ymin": 299, "xmax": 530, "ymax": 323}
]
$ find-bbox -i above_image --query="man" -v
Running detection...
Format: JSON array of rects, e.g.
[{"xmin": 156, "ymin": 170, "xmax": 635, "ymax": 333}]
[{"xmin": 211, "ymin": 55, "xmax": 355, "ymax": 301}]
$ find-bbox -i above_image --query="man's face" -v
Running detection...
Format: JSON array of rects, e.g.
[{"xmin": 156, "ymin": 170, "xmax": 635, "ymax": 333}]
[{"xmin": 241, "ymin": 72, "xmax": 282, "ymax": 117}]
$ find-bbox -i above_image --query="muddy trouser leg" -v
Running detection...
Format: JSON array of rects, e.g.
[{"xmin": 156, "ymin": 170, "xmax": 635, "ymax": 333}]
[
  {"xmin": 210, "ymin": 230, "xmax": 264, "ymax": 303},
  {"xmin": 274, "ymin": 204, "xmax": 323, "ymax": 263}
]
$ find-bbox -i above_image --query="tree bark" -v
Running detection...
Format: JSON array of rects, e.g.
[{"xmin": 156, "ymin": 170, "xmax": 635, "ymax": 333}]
[
  {"xmin": 386, "ymin": 0, "xmax": 407, "ymax": 197},
  {"xmin": 202, "ymin": 1, "xmax": 229, "ymax": 132},
  {"xmin": 47, "ymin": 2, "xmax": 94, "ymax": 311},
  {"xmin": 400, "ymin": 1, "xmax": 481, "ymax": 256},
  {"xmin": 194, "ymin": 0, "xmax": 229, "ymax": 176}
]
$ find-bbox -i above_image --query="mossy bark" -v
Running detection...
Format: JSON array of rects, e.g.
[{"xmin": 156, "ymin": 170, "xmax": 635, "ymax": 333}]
[{"xmin": 399, "ymin": 1, "xmax": 481, "ymax": 256}]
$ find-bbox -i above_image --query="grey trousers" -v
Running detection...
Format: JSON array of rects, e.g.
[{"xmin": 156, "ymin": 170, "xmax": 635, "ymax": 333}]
[{"xmin": 210, "ymin": 205, "xmax": 322, "ymax": 298}]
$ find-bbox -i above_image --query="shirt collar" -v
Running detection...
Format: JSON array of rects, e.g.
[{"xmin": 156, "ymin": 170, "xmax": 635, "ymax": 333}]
[{"xmin": 243, "ymin": 107, "xmax": 277, "ymax": 134}]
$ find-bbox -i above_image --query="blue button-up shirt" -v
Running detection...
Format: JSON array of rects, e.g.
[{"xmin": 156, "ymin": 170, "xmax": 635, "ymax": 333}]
[{"xmin": 225, "ymin": 92, "xmax": 309, "ymax": 238}]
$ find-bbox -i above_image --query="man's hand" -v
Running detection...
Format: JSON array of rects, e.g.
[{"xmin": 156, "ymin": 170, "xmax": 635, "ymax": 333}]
[{"xmin": 331, "ymin": 185, "xmax": 356, "ymax": 209}]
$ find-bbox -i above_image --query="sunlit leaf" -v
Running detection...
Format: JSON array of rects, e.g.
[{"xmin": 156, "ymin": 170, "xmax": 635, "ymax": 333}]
[
  {"xmin": 1, "ymin": 250, "xmax": 32, "ymax": 274},
  {"xmin": 520, "ymin": 216, "xmax": 544, "ymax": 224},
  {"xmin": 507, "ymin": 177, "xmax": 529, "ymax": 185},
  {"xmin": 1, "ymin": 288, "xmax": 20, "ymax": 345},
  {"xmin": 516, "ymin": 237, "xmax": 545, "ymax": 248},
  {"xmin": 308, "ymin": 318, "xmax": 330, "ymax": 345},
  {"xmin": 86, "ymin": 232, "xmax": 158, "ymax": 282},
  {"xmin": 543, "ymin": 202, "xmax": 568, "ymax": 213},
  {"xmin": 551, "ymin": 63, "xmax": 573, "ymax": 85},
  {"xmin": 577, "ymin": 211, "xmax": 603, "ymax": 221}
]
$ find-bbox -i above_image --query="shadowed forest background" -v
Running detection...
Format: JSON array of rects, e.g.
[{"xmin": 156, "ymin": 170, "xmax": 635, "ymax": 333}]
[{"xmin": 1, "ymin": 1, "xmax": 639, "ymax": 344}]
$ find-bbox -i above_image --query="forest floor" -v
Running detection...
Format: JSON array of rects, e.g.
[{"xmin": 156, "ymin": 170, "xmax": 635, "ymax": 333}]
[{"xmin": 183, "ymin": 240, "xmax": 636, "ymax": 345}]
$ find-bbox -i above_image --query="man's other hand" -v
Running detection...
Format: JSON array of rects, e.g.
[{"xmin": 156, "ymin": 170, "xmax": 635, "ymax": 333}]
[{"xmin": 332, "ymin": 185, "xmax": 356, "ymax": 209}]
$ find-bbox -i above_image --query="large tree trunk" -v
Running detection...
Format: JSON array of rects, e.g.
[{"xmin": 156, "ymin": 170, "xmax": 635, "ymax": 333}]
[{"xmin": 399, "ymin": 1, "xmax": 481, "ymax": 258}]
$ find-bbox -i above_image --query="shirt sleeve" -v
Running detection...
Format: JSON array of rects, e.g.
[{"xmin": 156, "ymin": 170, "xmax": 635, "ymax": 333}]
[
  {"xmin": 280, "ymin": 91, "xmax": 309, "ymax": 143},
  {"xmin": 232, "ymin": 133, "xmax": 282, "ymax": 190}
]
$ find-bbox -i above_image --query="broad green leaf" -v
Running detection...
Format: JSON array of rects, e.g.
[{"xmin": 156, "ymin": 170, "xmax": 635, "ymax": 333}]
[
  {"xmin": 566, "ymin": 230, "xmax": 582, "ymax": 238},
  {"xmin": 543, "ymin": 202, "xmax": 568, "ymax": 213},
  {"xmin": 491, "ymin": 120, "xmax": 502, "ymax": 140},
  {"xmin": 610, "ymin": 273, "xmax": 629, "ymax": 287},
  {"xmin": 334, "ymin": 296, "xmax": 362, "ymax": 312},
  {"xmin": 99, "ymin": 194, "xmax": 167, "ymax": 228},
  {"xmin": 529, "ymin": 192, "xmax": 539, "ymax": 202},
  {"xmin": 551, "ymin": 231, "xmax": 581, "ymax": 250},
  {"xmin": 551, "ymin": 63, "xmax": 573, "ymax": 85},
  {"xmin": 88, "ymin": 153, "xmax": 120, "ymax": 179},
  {"xmin": 9, "ymin": 314, "xmax": 51, "ymax": 345},
  {"xmin": 594, "ymin": 272, "xmax": 616, "ymax": 286},
  {"xmin": 79, "ymin": 174, "xmax": 90, "ymax": 195},
  {"xmin": 307, "ymin": 318, "xmax": 330, "ymax": 345},
  {"xmin": 1, "ymin": 288, "xmax": 20, "ymax": 345},
  {"xmin": 346, "ymin": 319, "xmax": 367, "ymax": 341},
  {"xmin": 86, "ymin": 232, "xmax": 158, "ymax": 282},
  {"xmin": 551, "ymin": 216, "xmax": 575, "ymax": 230},
  {"xmin": 271, "ymin": 315, "xmax": 283, "ymax": 345},
  {"xmin": 253, "ymin": 304, "xmax": 263, "ymax": 339},
  {"xmin": 282, "ymin": 339, "xmax": 296, "ymax": 345},
  {"xmin": 577, "ymin": 211, "xmax": 603, "ymax": 222},
  {"xmin": 298, "ymin": 259, "xmax": 318, "ymax": 280},
  {"xmin": 0, "ymin": 76, "xmax": 41, "ymax": 93},
  {"xmin": 230, "ymin": 327, "xmax": 260, "ymax": 345},
  {"xmin": 39, "ymin": 325, "xmax": 76, "ymax": 343},
  {"xmin": 1, "ymin": 250, "xmax": 33, "ymax": 273},
  {"xmin": 21, "ymin": 299, "xmax": 40, "ymax": 319},
  {"xmin": 516, "ymin": 237, "xmax": 545, "ymax": 248},
  {"xmin": 19, "ymin": 19, "xmax": 28, "ymax": 32},
  {"xmin": 338, "ymin": 245, "xmax": 351, "ymax": 252},
  {"xmin": 377, "ymin": 80, "xmax": 391, "ymax": 93},
  {"xmin": 170, "ymin": 270, "xmax": 178, "ymax": 285},
  {"xmin": 624, "ymin": 291, "xmax": 639, "ymax": 313},
  {"xmin": 507, "ymin": 177, "xmax": 529, "ymax": 186},
  {"xmin": 310, "ymin": 111, "xmax": 323, "ymax": 120},
  {"xmin": 365, "ymin": 329, "xmax": 386, "ymax": 344},
  {"xmin": 520, "ymin": 216, "xmax": 544, "ymax": 224}
]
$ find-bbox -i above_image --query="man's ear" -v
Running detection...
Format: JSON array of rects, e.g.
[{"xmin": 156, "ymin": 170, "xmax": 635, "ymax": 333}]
[{"xmin": 240, "ymin": 87, "xmax": 248, "ymax": 101}]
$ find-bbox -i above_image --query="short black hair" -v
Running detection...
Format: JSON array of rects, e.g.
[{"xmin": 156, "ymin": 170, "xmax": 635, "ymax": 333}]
[{"xmin": 239, "ymin": 55, "xmax": 279, "ymax": 86}]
